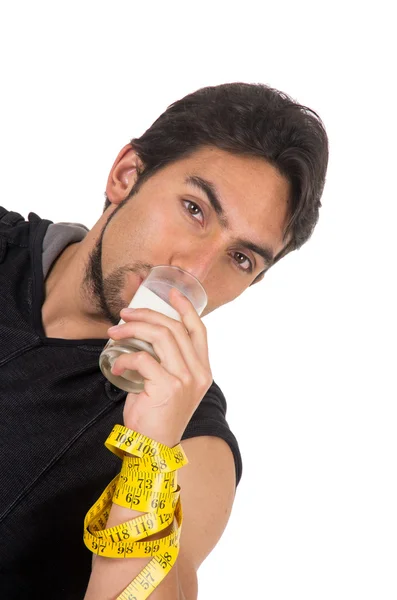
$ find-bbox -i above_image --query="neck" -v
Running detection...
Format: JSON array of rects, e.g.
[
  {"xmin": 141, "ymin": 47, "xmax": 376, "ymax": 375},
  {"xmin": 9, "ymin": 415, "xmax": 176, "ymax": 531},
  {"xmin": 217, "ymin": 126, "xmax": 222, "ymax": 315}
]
[{"xmin": 41, "ymin": 222, "xmax": 112, "ymax": 341}]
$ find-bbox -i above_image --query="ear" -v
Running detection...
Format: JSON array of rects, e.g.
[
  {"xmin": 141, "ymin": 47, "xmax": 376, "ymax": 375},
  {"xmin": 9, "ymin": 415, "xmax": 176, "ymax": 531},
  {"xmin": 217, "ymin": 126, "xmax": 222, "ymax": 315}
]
[{"xmin": 105, "ymin": 144, "xmax": 144, "ymax": 205}]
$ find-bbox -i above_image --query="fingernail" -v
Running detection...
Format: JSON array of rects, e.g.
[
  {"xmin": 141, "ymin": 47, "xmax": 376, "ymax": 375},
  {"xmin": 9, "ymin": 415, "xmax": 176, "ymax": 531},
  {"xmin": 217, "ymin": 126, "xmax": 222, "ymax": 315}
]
[
  {"xmin": 108, "ymin": 325, "xmax": 120, "ymax": 333},
  {"xmin": 121, "ymin": 307, "xmax": 136, "ymax": 313}
]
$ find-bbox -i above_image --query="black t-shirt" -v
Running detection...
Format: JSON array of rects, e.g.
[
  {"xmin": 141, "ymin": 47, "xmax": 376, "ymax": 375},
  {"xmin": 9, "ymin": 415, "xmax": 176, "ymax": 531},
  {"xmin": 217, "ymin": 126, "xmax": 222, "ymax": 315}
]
[{"xmin": 0, "ymin": 207, "xmax": 242, "ymax": 599}]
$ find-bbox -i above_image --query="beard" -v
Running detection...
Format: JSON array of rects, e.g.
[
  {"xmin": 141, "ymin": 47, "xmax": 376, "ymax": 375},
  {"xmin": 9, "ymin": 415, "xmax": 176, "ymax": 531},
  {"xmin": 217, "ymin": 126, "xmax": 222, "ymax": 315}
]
[{"xmin": 82, "ymin": 204, "xmax": 152, "ymax": 326}]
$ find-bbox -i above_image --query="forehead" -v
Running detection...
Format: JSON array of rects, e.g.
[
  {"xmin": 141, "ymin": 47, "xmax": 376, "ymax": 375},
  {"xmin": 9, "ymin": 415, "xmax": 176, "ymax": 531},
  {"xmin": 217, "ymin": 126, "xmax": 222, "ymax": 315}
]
[{"xmin": 168, "ymin": 146, "xmax": 292, "ymax": 255}]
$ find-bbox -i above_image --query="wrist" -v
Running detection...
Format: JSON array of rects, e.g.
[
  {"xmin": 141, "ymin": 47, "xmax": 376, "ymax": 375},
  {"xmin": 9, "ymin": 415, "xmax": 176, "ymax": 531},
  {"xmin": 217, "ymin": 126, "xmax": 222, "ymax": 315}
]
[
  {"xmin": 124, "ymin": 426, "xmax": 181, "ymax": 449},
  {"xmin": 123, "ymin": 411, "xmax": 182, "ymax": 448}
]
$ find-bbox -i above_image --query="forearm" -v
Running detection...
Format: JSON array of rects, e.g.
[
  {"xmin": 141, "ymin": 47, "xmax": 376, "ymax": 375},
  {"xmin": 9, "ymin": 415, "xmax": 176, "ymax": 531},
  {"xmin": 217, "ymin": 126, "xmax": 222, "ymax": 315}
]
[
  {"xmin": 84, "ymin": 503, "xmax": 182, "ymax": 600},
  {"xmin": 83, "ymin": 424, "xmax": 188, "ymax": 600}
]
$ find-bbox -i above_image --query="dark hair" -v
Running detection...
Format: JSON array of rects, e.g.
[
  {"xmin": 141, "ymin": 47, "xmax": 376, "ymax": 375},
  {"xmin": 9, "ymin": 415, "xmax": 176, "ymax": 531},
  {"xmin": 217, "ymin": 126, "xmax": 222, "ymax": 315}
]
[{"xmin": 104, "ymin": 82, "xmax": 328, "ymax": 265}]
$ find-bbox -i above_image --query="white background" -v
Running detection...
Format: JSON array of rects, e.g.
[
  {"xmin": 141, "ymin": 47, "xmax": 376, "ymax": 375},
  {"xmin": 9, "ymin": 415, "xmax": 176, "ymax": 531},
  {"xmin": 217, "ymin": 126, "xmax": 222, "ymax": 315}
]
[{"xmin": 1, "ymin": 2, "xmax": 396, "ymax": 598}]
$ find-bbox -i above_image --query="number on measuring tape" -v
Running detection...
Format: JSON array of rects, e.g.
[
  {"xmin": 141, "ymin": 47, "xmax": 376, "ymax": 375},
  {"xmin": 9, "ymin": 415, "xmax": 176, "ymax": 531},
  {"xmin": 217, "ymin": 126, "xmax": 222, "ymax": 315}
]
[{"xmin": 84, "ymin": 426, "xmax": 186, "ymax": 599}]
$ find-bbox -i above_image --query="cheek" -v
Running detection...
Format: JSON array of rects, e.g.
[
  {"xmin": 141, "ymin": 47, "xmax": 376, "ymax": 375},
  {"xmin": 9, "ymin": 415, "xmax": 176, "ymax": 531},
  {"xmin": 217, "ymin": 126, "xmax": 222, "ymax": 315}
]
[
  {"xmin": 110, "ymin": 212, "xmax": 177, "ymax": 272},
  {"xmin": 141, "ymin": 211, "xmax": 179, "ymax": 249}
]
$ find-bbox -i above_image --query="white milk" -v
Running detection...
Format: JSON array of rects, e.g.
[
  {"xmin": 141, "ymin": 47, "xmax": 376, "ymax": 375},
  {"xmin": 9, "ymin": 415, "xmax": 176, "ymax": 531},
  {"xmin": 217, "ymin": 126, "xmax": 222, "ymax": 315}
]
[{"xmin": 125, "ymin": 284, "xmax": 182, "ymax": 322}]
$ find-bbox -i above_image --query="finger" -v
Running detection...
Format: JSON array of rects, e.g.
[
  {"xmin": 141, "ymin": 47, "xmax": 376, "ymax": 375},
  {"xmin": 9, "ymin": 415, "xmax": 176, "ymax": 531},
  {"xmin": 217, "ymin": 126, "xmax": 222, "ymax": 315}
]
[
  {"xmin": 111, "ymin": 350, "xmax": 167, "ymax": 382},
  {"xmin": 109, "ymin": 321, "xmax": 190, "ymax": 382},
  {"xmin": 168, "ymin": 288, "xmax": 211, "ymax": 371},
  {"xmin": 112, "ymin": 351, "xmax": 177, "ymax": 408},
  {"xmin": 119, "ymin": 301, "xmax": 210, "ymax": 381}
]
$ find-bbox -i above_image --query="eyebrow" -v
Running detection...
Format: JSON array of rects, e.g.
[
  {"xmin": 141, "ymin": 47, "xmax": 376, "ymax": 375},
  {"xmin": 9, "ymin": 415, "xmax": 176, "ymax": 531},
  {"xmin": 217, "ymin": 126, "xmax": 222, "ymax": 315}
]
[{"xmin": 184, "ymin": 175, "xmax": 275, "ymax": 268}]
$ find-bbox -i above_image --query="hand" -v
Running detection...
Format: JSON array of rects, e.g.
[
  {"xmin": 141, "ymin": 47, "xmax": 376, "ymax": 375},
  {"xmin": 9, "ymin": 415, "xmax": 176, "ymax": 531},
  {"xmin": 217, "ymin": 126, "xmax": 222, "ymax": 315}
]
[{"xmin": 107, "ymin": 288, "xmax": 213, "ymax": 447}]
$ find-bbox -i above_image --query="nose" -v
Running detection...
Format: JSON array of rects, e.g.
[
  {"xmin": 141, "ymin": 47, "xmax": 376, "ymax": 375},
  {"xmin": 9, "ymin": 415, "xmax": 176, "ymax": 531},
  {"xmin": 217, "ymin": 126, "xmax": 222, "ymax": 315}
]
[
  {"xmin": 170, "ymin": 260, "xmax": 212, "ymax": 290},
  {"xmin": 169, "ymin": 237, "xmax": 225, "ymax": 292}
]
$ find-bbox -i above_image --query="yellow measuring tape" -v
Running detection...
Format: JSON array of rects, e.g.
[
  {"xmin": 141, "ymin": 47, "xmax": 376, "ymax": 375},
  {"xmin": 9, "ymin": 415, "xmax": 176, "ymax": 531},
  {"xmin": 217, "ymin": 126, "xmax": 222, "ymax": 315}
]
[{"xmin": 83, "ymin": 425, "xmax": 188, "ymax": 599}]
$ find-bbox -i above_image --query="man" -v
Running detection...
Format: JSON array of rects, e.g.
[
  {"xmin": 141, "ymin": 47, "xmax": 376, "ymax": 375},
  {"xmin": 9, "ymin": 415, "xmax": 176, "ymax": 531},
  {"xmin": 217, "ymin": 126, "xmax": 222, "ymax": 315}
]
[{"xmin": 0, "ymin": 82, "xmax": 328, "ymax": 599}]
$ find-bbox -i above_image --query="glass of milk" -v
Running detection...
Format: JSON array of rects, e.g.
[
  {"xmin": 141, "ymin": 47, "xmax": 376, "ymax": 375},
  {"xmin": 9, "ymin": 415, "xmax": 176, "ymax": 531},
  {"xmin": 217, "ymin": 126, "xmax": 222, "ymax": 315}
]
[{"xmin": 99, "ymin": 265, "xmax": 208, "ymax": 393}]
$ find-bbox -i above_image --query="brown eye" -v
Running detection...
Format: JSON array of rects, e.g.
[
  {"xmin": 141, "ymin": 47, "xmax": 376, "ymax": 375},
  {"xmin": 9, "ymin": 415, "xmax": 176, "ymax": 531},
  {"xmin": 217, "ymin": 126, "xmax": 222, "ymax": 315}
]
[
  {"xmin": 182, "ymin": 200, "xmax": 253, "ymax": 273},
  {"xmin": 184, "ymin": 200, "xmax": 202, "ymax": 219},
  {"xmin": 233, "ymin": 252, "xmax": 253, "ymax": 272}
]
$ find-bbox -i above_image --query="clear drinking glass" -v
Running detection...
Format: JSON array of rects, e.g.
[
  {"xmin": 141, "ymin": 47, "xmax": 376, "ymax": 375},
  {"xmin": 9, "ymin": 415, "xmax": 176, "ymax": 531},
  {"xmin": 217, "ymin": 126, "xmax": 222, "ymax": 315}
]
[{"xmin": 99, "ymin": 265, "xmax": 208, "ymax": 393}]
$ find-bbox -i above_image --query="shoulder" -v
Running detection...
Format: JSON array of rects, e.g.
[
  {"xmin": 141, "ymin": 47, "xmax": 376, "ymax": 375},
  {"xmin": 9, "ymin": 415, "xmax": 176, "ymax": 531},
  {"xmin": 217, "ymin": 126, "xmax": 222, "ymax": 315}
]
[
  {"xmin": 0, "ymin": 207, "xmax": 51, "ymax": 245},
  {"xmin": 183, "ymin": 380, "xmax": 243, "ymax": 486}
]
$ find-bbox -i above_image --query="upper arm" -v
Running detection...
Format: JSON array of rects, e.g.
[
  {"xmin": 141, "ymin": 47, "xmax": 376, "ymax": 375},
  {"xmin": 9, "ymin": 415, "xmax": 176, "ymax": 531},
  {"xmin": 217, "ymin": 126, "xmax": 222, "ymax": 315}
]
[{"xmin": 175, "ymin": 435, "xmax": 237, "ymax": 598}]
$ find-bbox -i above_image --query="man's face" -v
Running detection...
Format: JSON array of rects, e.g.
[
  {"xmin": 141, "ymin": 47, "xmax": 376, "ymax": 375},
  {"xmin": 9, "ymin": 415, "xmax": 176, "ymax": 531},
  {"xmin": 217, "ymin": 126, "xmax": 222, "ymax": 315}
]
[{"xmin": 85, "ymin": 146, "xmax": 291, "ymax": 325}]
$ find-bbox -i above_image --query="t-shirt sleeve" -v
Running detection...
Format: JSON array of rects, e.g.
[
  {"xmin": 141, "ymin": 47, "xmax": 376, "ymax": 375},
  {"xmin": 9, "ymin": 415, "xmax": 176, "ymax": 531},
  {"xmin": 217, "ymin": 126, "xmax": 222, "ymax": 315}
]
[{"xmin": 181, "ymin": 380, "xmax": 243, "ymax": 486}]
